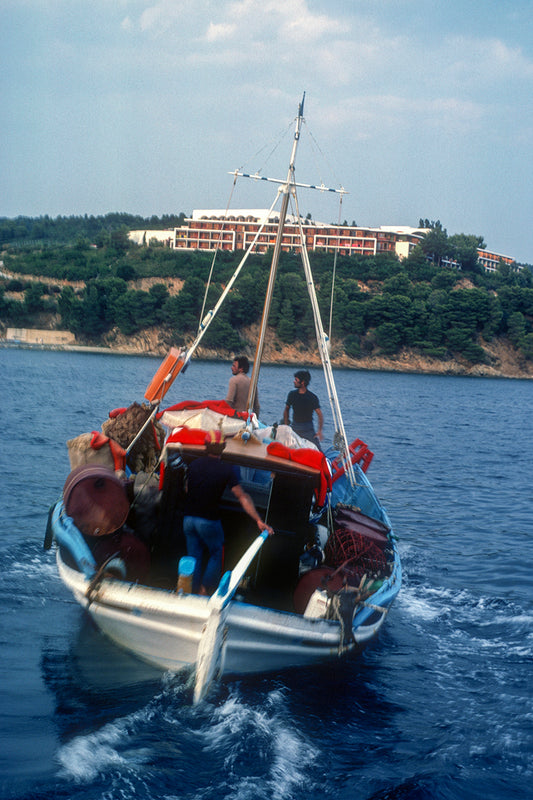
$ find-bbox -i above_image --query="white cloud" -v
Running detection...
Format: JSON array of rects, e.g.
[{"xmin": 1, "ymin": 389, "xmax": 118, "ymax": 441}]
[
  {"xmin": 138, "ymin": 4, "xmax": 170, "ymax": 33},
  {"xmin": 121, "ymin": 15, "xmax": 134, "ymax": 32},
  {"xmin": 444, "ymin": 36, "xmax": 533, "ymax": 85},
  {"xmin": 313, "ymin": 92, "xmax": 487, "ymax": 146},
  {"xmin": 221, "ymin": 0, "xmax": 347, "ymax": 45},
  {"xmin": 126, "ymin": 0, "xmax": 349, "ymax": 49},
  {"xmin": 204, "ymin": 22, "xmax": 236, "ymax": 42},
  {"xmin": 133, "ymin": 0, "xmax": 199, "ymax": 34},
  {"xmin": 114, "ymin": 1, "xmax": 533, "ymax": 143}
]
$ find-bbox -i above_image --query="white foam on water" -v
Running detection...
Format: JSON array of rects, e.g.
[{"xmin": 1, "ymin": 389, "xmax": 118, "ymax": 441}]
[
  {"xmin": 400, "ymin": 581, "xmax": 531, "ymax": 626},
  {"xmin": 57, "ymin": 708, "xmax": 152, "ymax": 782},
  {"xmin": 477, "ymin": 612, "xmax": 533, "ymax": 630},
  {"xmin": 268, "ymin": 724, "xmax": 316, "ymax": 800},
  {"xmin": 10, "ymin": 556, "xmax": 58, "ymax": 581},
  {"xmin": 57, "ymin": 728, "xmax": 127, "ymax": 781},
  {"xmin": 199, "ymin": 689, "xmax": 319, "ymax": 800},
  {"xmin": 397, "ymin": 585, "xmax": 445, "ymax": 621},
  {"xmin": 395, "ymin": 579, "xmax": 533, "ymax": 673}
]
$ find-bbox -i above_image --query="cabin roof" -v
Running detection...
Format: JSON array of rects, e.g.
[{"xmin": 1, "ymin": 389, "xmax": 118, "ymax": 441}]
[{"xmin": 165, "ymin": 436, "xmax": 322, "ymax": 483}]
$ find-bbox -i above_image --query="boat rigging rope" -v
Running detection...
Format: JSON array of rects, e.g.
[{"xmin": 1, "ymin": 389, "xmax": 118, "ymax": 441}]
[
  {"xmin": 328, "ymin": 192, "xmax": 343, "ymax": 344},
  {"xmin": 198, "ymin": 172, "xmax": 239, "ymax": 336},
  {"xmin": 327, "ymin": 573, "xmax": 388, "ymax": 654},
  {"xmin": 238, "ymin": 119, "xmax": 295, "ymax": 179},
  {"xmin": 290, "ymin": 186, "xmax": 356, "ymax": 486},
  {"xmin": 305, "ymin": 123, "xmax": 345, "ymax": 195},
  {"xmin": 289, "ymin": 119, "xmax": 345, "ymax": 349},
  {"xmin": 179, "ymin": 189, "xmax": 283, "ymax": 371},
  {"xmin": 86, "ymin": 552, "xmax": 124, "ymax": 605}
]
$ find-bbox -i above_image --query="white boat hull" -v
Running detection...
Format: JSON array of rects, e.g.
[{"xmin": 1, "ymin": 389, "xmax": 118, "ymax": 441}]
[{"xmin": 57, "ymin": 547, "xmax": 400, "ymax": 677}]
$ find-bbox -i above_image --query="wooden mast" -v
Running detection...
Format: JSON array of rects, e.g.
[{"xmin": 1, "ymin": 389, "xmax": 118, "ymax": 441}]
[{"xmin": 246, "ymin": 93, "xmax": 306, "ymax": 414}]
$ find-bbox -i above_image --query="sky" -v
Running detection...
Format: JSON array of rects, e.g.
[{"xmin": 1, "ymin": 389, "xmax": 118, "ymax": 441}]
[{"xmin": 1, "ymin": 0, "xmax": 532, "ymax": 264}]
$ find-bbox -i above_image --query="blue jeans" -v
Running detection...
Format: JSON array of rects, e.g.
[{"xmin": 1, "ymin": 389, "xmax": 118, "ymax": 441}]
[{"xmin": 183, "ymin": 516, "xmax": 224, "ymax": 594}]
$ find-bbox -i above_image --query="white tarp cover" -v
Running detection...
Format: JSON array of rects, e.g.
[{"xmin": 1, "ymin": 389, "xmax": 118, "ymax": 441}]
[
  {"xmin": 160, "ymin": 407, "xmax": 250, "ymax": 437},
  {"xmin": 161, "ymin": 408, "xmax": 318, "ymax": 451}
]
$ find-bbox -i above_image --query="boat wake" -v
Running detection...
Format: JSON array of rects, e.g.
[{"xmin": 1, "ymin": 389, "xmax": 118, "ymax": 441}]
[
  {"xmin": 55, "ymin": 685, "xmax": 321, "ymax": 798},
  {"xmin": 197, "ymin": 689, "xmax": 319, "ymax": 799},
  {"xmin": 391, "ymin": 580, "xmax": 533, "ymax": 783},
  {"xmin": 399, "ymin": 581, "xmax": 533, "ymax": 650},
  {"xmin": 57, "ymin": 714, "xmax": 151, "ymax": 782}
]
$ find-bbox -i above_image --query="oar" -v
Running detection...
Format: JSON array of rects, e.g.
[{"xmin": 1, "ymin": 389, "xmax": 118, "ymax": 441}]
[{"xmin": 193, "ymin": 530, "xmax": 270, "ymax": 704}]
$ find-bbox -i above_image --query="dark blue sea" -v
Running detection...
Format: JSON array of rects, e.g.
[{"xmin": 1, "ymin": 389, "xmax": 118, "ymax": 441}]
[{"xmin": 1, "ymin": 348, "xmax": 531, "ymax": 800}]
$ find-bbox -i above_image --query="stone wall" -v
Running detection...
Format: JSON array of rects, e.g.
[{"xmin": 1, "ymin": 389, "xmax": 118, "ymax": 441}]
[{"xmin": 5, "ymin": 328, "xmax": 76, "ymax": 345}]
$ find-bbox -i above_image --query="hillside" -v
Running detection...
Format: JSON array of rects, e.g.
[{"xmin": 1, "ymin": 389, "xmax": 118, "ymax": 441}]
[{"xmin": 2, "ymin": 247, "xmax": 533, "ymax": 380}]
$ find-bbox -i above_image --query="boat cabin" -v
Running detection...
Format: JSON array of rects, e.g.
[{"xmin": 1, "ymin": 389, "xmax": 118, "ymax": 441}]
[{"xmin": 153, "ymin": 436, "xmax": 325, "ymax": 611}]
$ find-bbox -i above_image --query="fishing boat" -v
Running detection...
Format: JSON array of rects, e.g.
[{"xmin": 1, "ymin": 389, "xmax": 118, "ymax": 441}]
[{"xmin": 47, "ymin": 95, "xmax": 401, "ymax": 703}]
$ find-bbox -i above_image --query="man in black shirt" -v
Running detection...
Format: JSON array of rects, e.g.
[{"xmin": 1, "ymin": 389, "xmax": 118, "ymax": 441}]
[
  {"xmin": 283, "ymin": 370, "xmax": 324, "ymax": 450},
  {"xmin": 183, "ymin": 431, "xmax": 273, "ymax": 594}
]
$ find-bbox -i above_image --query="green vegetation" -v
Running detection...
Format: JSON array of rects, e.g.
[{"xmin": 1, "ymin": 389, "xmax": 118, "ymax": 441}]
[
  {"xmin": 0, "ymin": 212, "xmax": 186, "ymax": 249},
  {"xmin": 417, "ymin": 219, "xmax": 486, "ymax": 273},
  {"xmin": 1, "ymin": 215, "xmax": 532, "ymax": 364}
]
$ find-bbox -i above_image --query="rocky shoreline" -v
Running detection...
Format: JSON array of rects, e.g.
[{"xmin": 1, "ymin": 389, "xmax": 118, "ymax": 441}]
[
  {"xmin": 3, "ymin": 330, "xmax": 532, "ymax": 380},
  {"xmin": 100, "ymin": 325, "xmax": 533, "ymax": 380}
]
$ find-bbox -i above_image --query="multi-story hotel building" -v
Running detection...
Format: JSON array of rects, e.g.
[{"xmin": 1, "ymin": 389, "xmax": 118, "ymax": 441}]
[
  {"xmin": 476, "ymin": 249, "xmax": 516, "ymax": 273},
  {"xmin": 170, "ymin": 210, "xmax": 425, "ymax": 260},
  {"xmin": 129, "ymin": 210, "xmax": 518, "ymax": 270}
]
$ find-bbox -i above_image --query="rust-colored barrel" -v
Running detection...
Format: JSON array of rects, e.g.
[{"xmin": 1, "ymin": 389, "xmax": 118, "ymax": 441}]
[{"xmin": 63, "ymin": 465, "xmax": 129, "ymax": 537}]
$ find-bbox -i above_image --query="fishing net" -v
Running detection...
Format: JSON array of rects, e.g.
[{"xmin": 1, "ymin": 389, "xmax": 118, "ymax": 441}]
[
  {"xmin": 324, "ymin": 524, "xmax": 390, "ymax": 584},
  {"xmin": 102, "ymin": 402, "xmax": 165, "ymax": 473}
]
